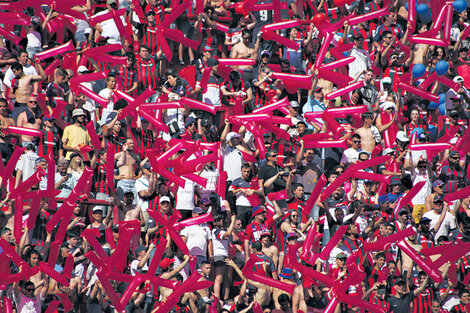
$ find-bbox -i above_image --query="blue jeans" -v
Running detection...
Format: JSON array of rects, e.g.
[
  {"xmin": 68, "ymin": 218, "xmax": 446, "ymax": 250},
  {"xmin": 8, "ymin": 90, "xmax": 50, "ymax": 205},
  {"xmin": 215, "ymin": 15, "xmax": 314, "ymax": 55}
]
[{"xmin": 116, "ymin": 179, "xmax": 137, "ymax": 204}]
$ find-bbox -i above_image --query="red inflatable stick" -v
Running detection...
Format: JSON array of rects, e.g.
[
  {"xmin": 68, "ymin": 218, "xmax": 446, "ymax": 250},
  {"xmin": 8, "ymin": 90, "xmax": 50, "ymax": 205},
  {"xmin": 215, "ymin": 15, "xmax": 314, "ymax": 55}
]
[
  {"xmin": 363, "ymin": 227, "xmax": 415, "ymax": 252},
  {"xmin": 303, "ymin": 139, "xmax": 348, "ymax": 149},
  {"xmin": 215, "ymin": 22, "xmax": 229, "ymax": 33},
  {"xmin": 319, "ymin": 225, "xmax": 348, "ymax": 260},
  {"xmin": 271, "ymin": 72, "xmax": 313, "ymax": 89},
  {"xmin": 408, "ymin": 0, "xmax": 416, "ymax": 32},
  {"xmin": 314, "ymin": 32, "xmax": 333, "ymax": 68},
  {"xmin": 153, "ymin": 273, "xmax": 213, "ymax": 313},
  {"xmin": 409, "ymin": 36, "xmax": 449, "ymax": 47},
  {"xmin": 216, "ymin": 171, "xmax": 228, "ymax": 199},
  {"xmin": 106, "ymin": 143, "xmax": 115, "ymax": 190},
  {"xmin": 69, "ymin": 71, "xmax": 108, "ymax": 86},
  {"xmin": 393, "ymin": 181, "xmax": 426, "ymax": 218},
  {"xmin": 253, "ymin": 97, "xmax": 290, "ymax": 115},
  {"xmin": 35, "ymin": 40, "xmax": 75, "ymax": 60},
  {"xmin": 200, "ymin": 67, "xmax": 212, "ymax": 93},
  {"xmin": 163, "ymin": 29, "xmax": 200, "ymax": 50},
  {"xmin": 159, "ymin": 0, "xmax": 192, "ymax": 29},
  {"xmin": 81, "ymin": 43, "xmax": 123, "ymax": 56},
  {"xmin": 319, "ymin": 56, "xmax": 356, "ymax": 72},
  {"xmin": 0, "ymin": 147, "xmax": 25, "ymax": 183},
  {"xmin": 396, "ymin": 240, "xmax": 442, "ymax": 282},
  {"xmin": 304, "ymin": 174, "xmax": 327, "ymax": 217},
  {"xmin": 246, "ymin": 271, "xmax": 296, "ymax": 294},
  {"xmin": 444, "ymin": 185, "xmax": 470, "ymax": 202},
  {"xmin": 39, "ymin": 262, "xmax": 69, "ymax": 286},
  {"xmin": 353, "ymin": 171, "xmax": 391, "ymax": 185},
  {"xmin": 262, "ymin": 20, "xmax": 303, "ymax": 32},
  {"xmin": 409, "ymin": 143, "xmax": 451, "ymax": 151},
  {"xmin": 262, "ymin": 31, "xmax": 300, "ymax": 50},
  {"xmin": 71, "ymin": 84, "xmax": 109, "ymax": 107},
  {"xmin": 336, "ymin": 292, "xmax": 386, "ymax": 313},
  {"xmin": 0, "ymin": 26, "xmax": 24, "ymax": 45},
  {"xmin": 348, "ymin": 7, "xmax": 390, "ymax": 25},
  {"xmin": 325, "ymin": 81, "xmax": 364, "ymax": 100},
  {"xmin": 43, "ymin": 301, "xmax": 60, "ymax": 313},
  {"xmin": 397, "ymin": 82, "xmax": 440, "ymax": 102},
  {"xmin": 4, "ymin": 126, "xmax": 43, "ymax": 137},
  {"xmin": 87, "ymin": 54, "xmax": 127, "ymax": 65},
  {"xmin": 147, "ymin": 209, "xmax": 189, "ymax": 254},
  {"xmin": 436, "ymin": 75, "xmax": 461, "ymax": 91},
  {"xmin": 218, "ymin": 59, "xmax": 257, "ymax": 67},
  {"xmin": 180, "ymin": 97, "xmax": 218, "ymax": 115},
  {"xmin": 432, "ymin": 242, "xmax": 470, "ymax": 269},
  {"xmin": 86, "ymin": 121, "xmax": 102, "ymax": 151},
  {"xmin": 286, "ymin": 247, "xmax": 336, "ymax": 285},
  {"xmin": 317, "ymin": 68, "xmax": 354, "ymax": 87},
  {"xmin": 172, "ymin": 213, "xmax": 215, "ymax": 231},
  {"xmin": 9, "ymin": 168, "xmax": 45, "ymax": 199},
  {"xmin": 138, "ymin": 109, "xmax": 169, "ymax": 133},
  {"xmin": 156, "ymin": 29, "xmax": 172, "ymax": 61}
]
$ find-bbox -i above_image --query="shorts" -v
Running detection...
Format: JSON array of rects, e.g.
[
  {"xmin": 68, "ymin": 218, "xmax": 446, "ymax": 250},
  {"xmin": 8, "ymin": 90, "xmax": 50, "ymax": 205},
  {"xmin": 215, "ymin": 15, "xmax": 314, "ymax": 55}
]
[{"xmin": 214, "ymin": 255, "xmax": 227, "ymax": 267}]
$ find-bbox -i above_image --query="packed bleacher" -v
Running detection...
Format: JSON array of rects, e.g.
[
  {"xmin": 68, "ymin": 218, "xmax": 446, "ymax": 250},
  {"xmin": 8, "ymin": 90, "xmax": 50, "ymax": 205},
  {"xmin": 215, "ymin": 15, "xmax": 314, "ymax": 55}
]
[{"xmin": 0, "ymin": 0, "xmax": 470, "ymax": 312}]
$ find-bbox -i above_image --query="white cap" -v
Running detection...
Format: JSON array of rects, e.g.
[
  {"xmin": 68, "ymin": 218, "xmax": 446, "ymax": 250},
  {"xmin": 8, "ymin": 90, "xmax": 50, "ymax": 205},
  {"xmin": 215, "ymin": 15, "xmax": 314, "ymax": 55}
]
[
  {"xmin": 226, "ymin": 132, "xmax": 241, "ymax": 142},
  {"xmin": 159, "ymin": 196, "xmax": 171, "ymax": 203},
  {"xmin": 383, "ymin": 148, "xmax": 395, "ymax": 155},
  {"xmin": 381, "ymin": 101, "xmax": 396, "ymax": 111},
  {"xmin": 453, "ymin": 76, "xmax": 464, "ymax": 83},
  {"xmin": 396, "ymin": 131, "xmax": 409, "ymax": 142},
  {"xmin": 77, "ymin": 65, "xmax": 89, "ymax": 73}
]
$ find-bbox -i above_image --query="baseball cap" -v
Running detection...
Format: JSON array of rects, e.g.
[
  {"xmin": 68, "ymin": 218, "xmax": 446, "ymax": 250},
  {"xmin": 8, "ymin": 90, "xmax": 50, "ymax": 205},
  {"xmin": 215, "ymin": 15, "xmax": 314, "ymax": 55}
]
[
  {"xmin": 315, "ymin": 86, "xmax": 323, "ymax": 92},
  {"xmin": 252, "ymin": 206, "xmax": 266, "ymax": 216},
  {"xmin": 58, "ymin": 158, "xmax": 69, "ymax": 166},
  {"xmin": 398, "ymin": 208, "xmax": 409, "ymax": 215},
  {"xmin": 383, "ymin": 148, "xmax": 395, "ymax": 155},
  {"xmin": 449, "ymin": 150, "xmax": 460, "ymax": 158},
  {"xmin": 134, "ymin": 245, "xmax": 147, "ymax": 256},
  {"xmin": 93, "ymin": 206, "xmax": 104, "ymax": 213},
  {"xmin": 290, "ymin": 101, "xmax": 300, "ymax": 108},
  {"xmin": 336, "ymin": 252, "xmax": 347, "ymax": 259},
  {"xmin": 142, "ymin": 161, "xmax": 151, "ymax": 170},
  {"xmin": 432, "ymin": 180, "xmax": 444, "ymax": 188},
  {"xmin": 72, "ymin": 108, "xmax": 85, "ymax": 117},
  {"xmin": 160, "ymin": 258, "xmax": 175, "ymax": 269},
  {"xmin": 30, "ymin": 16, "xmax": 41, "ymax": 25},
  {"xmin": 279, "ymin": 268, "xmax": 294, "ymax": 279},
  {"xmin": 193, "ymin": 207, "xmax": 204, "ymax": 214},
  {"xmin": 382, "ymin": 101, "xmax": 395, "ymax": 111},
  {"xmin": 260, "ymin": 230, "xmax": 271, "ymax": 237},
  {"xmin": 159, "ymin": 196, "xmax": 171, "ymax": 203},
  {"xmin": 106, "ymin": 0, "xmax": 117, "ymax": 4},
  {"xmin": 203, "ymin": 45, "xmax": 214, "ymax": 52},
  {"xmin": 286, "ymin": 232, "xmax": 298, "ymax": 240},
  {"xmin": 206, "ymin": 58, "xmax": 219, "ymax": 67},
  {"xmin": 185, "ymin": 116, "xmax": 196, "ymax": 127},
  {"xmin": 433, "ymin": 194, "xmax": 444, "ymax": 203},
  {"xmin": 77, "ymin": 66, "xmax": 89, "ymax": 73},
  {"xmin": 390, "ymin": 177, "xmax": 402, "ymax": 186},
  {"xmin": 396, "ymin": 131, "xmax": 409, "ymax": 142},
  {"xmin": 382, "ymin": 77, "xmax": 392, "ymax": 84},
  {"xmin": 226, "ymin": 132, "xmax": 241, "ymax": 142},
  {"xmin": 419, "ymin": 216, "xmax": 431, "ymax": 224},
  {"xmin": 453, "ymin": 76, "xmax": 464, "ymax": 83},
  {"xmin": 35, "ymin": 157, "xmax": 46, "ymax": 165},
  {"xmin": 261, "ymin": 50, "xmax": 271, "ymax": 57}
]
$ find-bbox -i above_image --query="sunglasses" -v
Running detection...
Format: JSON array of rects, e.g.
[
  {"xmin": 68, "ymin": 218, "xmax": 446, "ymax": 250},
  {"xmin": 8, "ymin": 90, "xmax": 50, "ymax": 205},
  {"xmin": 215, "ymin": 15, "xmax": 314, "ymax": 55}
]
[
  {"xmin": 160, "ymin": 201, "xmax": 170, "ymax": 204},
  {"xmin": 188, "ymin": 123, "xmax": 196, "ymax": 127},
  {"xmin": 418, "ymin": 165, "xmax": 426, "ymax": 168},
  {"xmin": 353, "ymin": 140, "xmax": 361, "ymax": 143},
  {"xmin": 26, "ymin": 288, "xmax": 35, "ymax": 292},
  {"xmin": 29, "ymin": 101, "xmax": 38, "ymax": 103}
]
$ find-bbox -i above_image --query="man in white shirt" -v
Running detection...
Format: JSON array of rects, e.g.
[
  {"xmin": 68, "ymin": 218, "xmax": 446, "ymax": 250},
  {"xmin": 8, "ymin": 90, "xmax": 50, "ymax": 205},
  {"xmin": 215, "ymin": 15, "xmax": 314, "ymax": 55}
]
[
  {"xmin": 92, "ymin": 0, "xmax": 126, "ymax": 45},
  {"xmin": 180, "ymin": 207, "xmax": 213, "ymax": 268},
  {"xmin": 445, "ymin": 76, "xmax": 470, "ymax": 114},
  {"xmin": 340, "ymin": 133, "xmax": 363, "ymax": 167},
  {"xmin": 349, "ymin": 36, "xmax": 372, "ymax": 79},
  {"xmin": 422, "ymin": 195, "xmax": 456, "ymax": 244},
  {"xmin": 135, "ymin": 162, "xmax": 156, "ymax": 231},
  {"xmin": 3, "ymin": 51, "xmax": 38, "ymax": 90}
]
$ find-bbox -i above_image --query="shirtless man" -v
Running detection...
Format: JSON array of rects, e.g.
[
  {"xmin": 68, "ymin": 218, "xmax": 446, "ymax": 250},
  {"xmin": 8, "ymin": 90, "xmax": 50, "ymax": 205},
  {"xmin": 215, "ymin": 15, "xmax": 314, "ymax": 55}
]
[
  {"xmin": 260, "ymin": 232, "xmax": 279, "ymax": 273},
  {"xmin": 273, "ymin": 268, "xmax": 297, "ymax": 310},
  {"xmin": 114, "ymin": 138, "xmax": 144, "ymax": 201},
  {"xmin": 230, "ymin": 29, "xmax": 261, "ymax": 83},
  {"xmin": 158, "ymin": 255, "xmax": 190, "ymax": 302},
  {"xmin": 355, "ymin": 112, "xmax": 380, "ymax": 153},
  {"xmin": 117, "ymin": 191, "xmax": 144, "ymax": 222},
  {"xmin": 9, "ymin": 62, "xmax": 46, "ymax": 122},
  {"xmin": 0, "ymin": 98, "xmax": 15, "ymax": 161},
  {"xmin": 17, "ymin": 96, "xmax": 42, "ymax": 147},
  {"xmin": 226, "ymin": 258, "xmax": 272, "ymax": 306},
  {"xmin": 198, "ymin": 261, "xmax": 212, "ymax": 298}
]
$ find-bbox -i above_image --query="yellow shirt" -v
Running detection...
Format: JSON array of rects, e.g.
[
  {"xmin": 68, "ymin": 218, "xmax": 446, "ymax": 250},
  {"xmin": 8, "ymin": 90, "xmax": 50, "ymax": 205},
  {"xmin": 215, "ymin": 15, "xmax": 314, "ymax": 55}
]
[{"xmin": 62, "ymin": 124, "xmax": 90, "ymax": 159}]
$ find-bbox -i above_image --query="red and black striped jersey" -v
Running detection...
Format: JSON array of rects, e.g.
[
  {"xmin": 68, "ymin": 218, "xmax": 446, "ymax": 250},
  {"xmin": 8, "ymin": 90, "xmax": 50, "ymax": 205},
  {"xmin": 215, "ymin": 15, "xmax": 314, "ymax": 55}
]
[{"xmin": 136, "ymin": 56, "xmax": 158, "ymax": 92}]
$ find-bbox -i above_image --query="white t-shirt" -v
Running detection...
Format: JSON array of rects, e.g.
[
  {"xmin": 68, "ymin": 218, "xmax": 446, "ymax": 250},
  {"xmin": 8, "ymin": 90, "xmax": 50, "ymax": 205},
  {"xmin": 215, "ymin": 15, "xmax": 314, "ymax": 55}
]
[
  {"xmin": 180, "ymin": 224, "xmax": 212, "ymax": 256},
  {"xmin": 135, "ymin": 175, "xmax": 150, "ymax": 212},
  {"xmin": 175, "ymin": 177, "xmax": 195, "ymax": 212},
  {"xmin": 340, "ymin": 148, "xmax": 361, "ymax": 164},
  {"xmin": 15, "ymin": 152, "xmax": 39, "ymax": 183},
  {"xmin": 222, "ymin": 144, "xmax": 243, "ymax": 181},
  {"xmin": 16, "ymin": 293, "xmax": 44, "ymax": 313},
  {"xmin": 98, "ymin": 88, "xmax": 114, "ymax": 126},
  {"xmin": 411, "ymin": 169, "xmax": 431, "ymax": 205},
  {"xmin": 422, "ymin": 210, "xmax": 455, "ymax": 243},
  {"xmin": 197, "ymin": 167, "xmax": 219, "ymax": 199},
  {"xmin": 212, "ymin": 228, "xmax": 229, "ymax": 257},
  {"xmin": 130, "ymin": 258, "xmax": 148, "ymax": 276},
  {"xmin": 27, "ymin": 30, "xmax": 41, "ymax": 48},
  {"xmin": 92, "ymin": 9, "xmax": 126, "ymax": 44}
]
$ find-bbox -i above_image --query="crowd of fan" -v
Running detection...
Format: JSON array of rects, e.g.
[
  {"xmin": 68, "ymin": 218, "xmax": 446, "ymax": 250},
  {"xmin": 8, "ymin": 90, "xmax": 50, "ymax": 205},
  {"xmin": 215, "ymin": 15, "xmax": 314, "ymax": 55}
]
[{"xmin": 0, "ymin": 0, "xmax": 470, "ymax": 312}]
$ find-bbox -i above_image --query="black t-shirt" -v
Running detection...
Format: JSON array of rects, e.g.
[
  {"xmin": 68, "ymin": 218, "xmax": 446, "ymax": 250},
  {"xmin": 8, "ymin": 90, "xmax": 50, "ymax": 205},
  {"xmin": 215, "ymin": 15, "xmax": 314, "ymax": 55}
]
[
  {"xmin": 258, "ymin": 163, "xmax": 285, "ymax": 194},
  {"xmin": 387, "ymin": 293, "xmax": 415, "ymax": 313}
]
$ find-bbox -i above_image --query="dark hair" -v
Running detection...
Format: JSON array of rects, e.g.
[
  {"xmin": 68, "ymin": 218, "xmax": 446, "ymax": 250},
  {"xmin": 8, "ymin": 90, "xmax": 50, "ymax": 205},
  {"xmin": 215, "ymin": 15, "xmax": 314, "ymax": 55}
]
[
  {"xmin": 24, "ymin": 281, "xmax": 35, "ymax": 289},
  {"xmin": 139, "ymin": 45, "xmax": 150, "ymax": 52},
  {"xmin": 200, "ymin": 261, "xmax": 210, "ymax": 268},
  {"xmin": 252, "ymin": 241, "xmax": 262, "ymax": 252},
  {"xmin": 381, "ymin": 31, "xmax": 392, "ymax": 40},
  {"xmin": 281, "ymin": 59, "xmax": 290, "ymax": 67},
  {"xmin": 375, "ymin": 252, "xmax": 386, "ymax": 260},
  {"xmin": 352, "ymin": 133, "xmax": 361, "ymax": 140},
  {"xmin": 106, "ymin": 74, "xmax": 116, "ymax": 81},
  {"xmin": 362, "ymin": 112, "xmax": 374, "ymax": 120},
  {"xmin": 241, "ymin": 163, "xmax": 251, "ymax": 170},
  {"xmin": 278, "ymin": 294, "xmax": 290, "ymax": 304},
  {"xmin": 229, "ymin": 70, "xmax": 241, "ymax": 82},
  {"xmin": 114, "ymin": 99, "xmax": 129, "ymax": 111},
  {"xmin": 292, "ymin": 183, "xmax": 303, "ymax": 191},
  {"xmin": 241, "ymin": 29, "xmax": 252, "ymax": 40},
  {"xmin": 1, "ymin": 227, "xmax": 11, "ymax": 235},
  {"xmin": 11, "ymin": 62, "xmax": 23, "ymax": 72}
]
